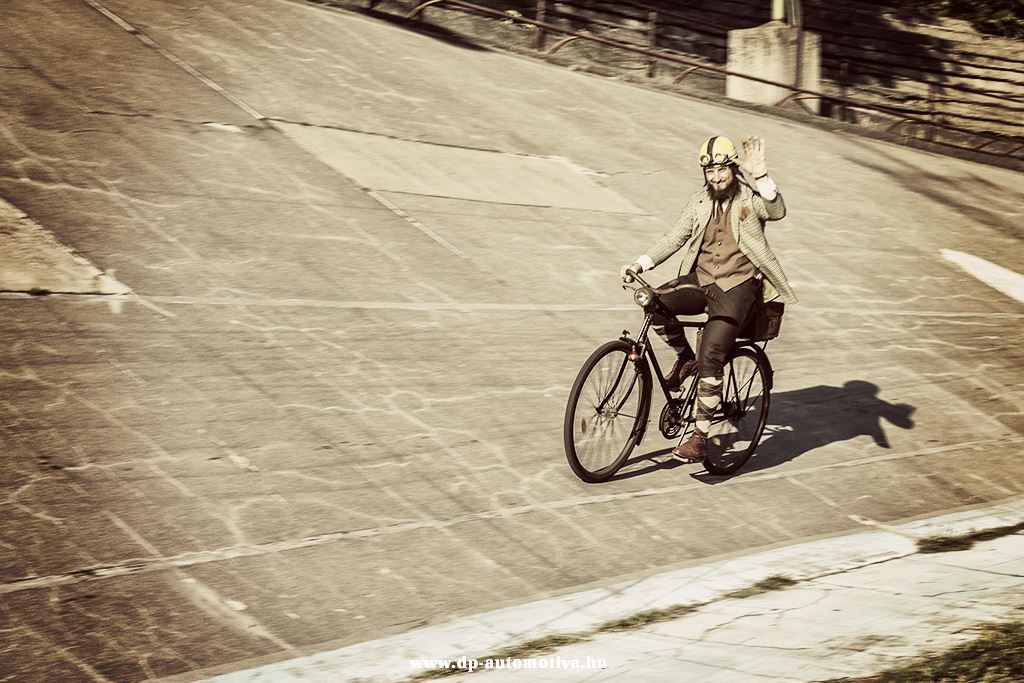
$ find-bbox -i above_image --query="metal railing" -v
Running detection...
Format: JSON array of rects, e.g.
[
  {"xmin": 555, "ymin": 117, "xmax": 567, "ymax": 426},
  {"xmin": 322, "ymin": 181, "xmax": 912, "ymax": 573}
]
[{"xmin": 404, "ymin": 0, "xmax": 1024, "ymax": 158}]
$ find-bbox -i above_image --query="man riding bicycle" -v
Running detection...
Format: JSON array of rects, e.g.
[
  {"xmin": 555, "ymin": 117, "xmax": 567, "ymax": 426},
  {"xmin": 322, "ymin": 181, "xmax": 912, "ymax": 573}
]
[{"xmin": 619, "ymin": 135, "xmax": 796, "ymax": 463}]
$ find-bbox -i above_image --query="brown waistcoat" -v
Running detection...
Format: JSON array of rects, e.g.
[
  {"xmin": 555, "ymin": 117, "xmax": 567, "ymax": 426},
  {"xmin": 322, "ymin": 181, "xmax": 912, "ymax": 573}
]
[{"xmin": 695, "ymin": 199, "xmax": 757, "ymax": 291}]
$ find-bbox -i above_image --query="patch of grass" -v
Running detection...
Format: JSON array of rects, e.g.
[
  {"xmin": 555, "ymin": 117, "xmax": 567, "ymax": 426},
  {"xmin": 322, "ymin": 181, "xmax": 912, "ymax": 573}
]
[
  {"xmin": 597, "ymin": 604, "xmax": 697, "ymax": 632},
  {"xmin": 412, "ymin": 574, "xmax": 802, "ymax": 678},
  {"xmin": 411, "ymin": 634, "xmax": 588, "ymax": 679},
  {"xmin": 489, "ymin": 633, "xmax": 588, "ymax": 659},
  {"xmin": 917, "ymin": 535, "xmax": 975, "ymax": 553},
  {"xmin": 412, "ymin": 666, "xmax": 461, "ymax": 680},
  {"xmin": 723, "ymin": 574, "xmax": 798, "ymax": 600},
  {"xmin": 917, "ymin": 521, "xmax": 1024, "ymax": 554},
  {"xmin": 823, "ymin": 619, "xmax": 1024, "ymax": 682}
]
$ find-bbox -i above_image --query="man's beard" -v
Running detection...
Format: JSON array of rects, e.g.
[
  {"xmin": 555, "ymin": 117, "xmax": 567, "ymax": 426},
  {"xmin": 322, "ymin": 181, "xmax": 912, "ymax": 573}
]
[{"xmin": 706, "ymin": 175, "xmax": 740, "ymax": 202}]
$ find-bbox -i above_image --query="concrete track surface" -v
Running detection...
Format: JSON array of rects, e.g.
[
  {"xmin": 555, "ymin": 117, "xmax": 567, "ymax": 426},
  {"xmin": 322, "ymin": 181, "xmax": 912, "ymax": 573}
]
[{"xmin": 0, "ymin": 1, "xmax": 1022, "ymax": 680}]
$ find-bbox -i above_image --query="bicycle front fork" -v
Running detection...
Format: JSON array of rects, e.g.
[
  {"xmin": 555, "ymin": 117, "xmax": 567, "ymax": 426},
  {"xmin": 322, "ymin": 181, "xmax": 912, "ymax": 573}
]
[{"xmin": 620, "ymin": 315, "xmax": 675, "ymax": 402}]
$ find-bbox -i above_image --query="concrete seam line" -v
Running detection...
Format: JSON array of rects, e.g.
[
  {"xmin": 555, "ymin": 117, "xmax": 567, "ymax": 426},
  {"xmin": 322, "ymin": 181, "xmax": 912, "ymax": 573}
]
[
  {"xmin": 0, "ymin": 293, "xmax": 635, "ymax": 311},
  {"xmin": 2, "ymin": 293, "xmax": 1022, "ymax": 318},
  {"xmin": 3, "ymin": 437, "xmax": 1021, "ymax": 596},
  {"xmin": 266, "ymin": 117, "xmax": 536, "ymax": 158},
  {"xmin": 368, "ymin": 188, "xmax": 647, "ymax": 215},
  {"xmin": 80, "ymin": 0, "xmax": 267, "ymax": 122}
]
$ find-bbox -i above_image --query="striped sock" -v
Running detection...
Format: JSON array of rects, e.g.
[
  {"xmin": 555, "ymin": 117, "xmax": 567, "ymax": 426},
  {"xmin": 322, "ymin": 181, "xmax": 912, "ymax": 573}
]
[{"xmin": 694, "ymin": 376, "xmax": 722, "ymax": 438}]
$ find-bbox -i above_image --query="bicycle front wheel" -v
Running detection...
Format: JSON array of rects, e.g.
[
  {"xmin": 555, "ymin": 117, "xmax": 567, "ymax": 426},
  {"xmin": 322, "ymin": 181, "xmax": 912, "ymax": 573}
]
[
  {"xmin": 564, "ymin": 340, "xmax": 651, "ymax": 483},
  {"xmin": 704, "ymin": 346, "xmax": 771, "ymax": 476}
]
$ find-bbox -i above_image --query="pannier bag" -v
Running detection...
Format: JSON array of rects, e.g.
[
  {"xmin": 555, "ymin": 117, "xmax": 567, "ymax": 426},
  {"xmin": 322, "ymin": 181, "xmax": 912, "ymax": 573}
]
[{"xmin": 741, "ymin": 301, "xmax": 784, "ymax": 341}]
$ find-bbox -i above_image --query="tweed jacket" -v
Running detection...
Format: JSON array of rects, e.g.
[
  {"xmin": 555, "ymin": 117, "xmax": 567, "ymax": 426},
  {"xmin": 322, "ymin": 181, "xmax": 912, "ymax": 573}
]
[{"xmin": 645, "ymin": 181, "xmax": 797, "ymax": 304}]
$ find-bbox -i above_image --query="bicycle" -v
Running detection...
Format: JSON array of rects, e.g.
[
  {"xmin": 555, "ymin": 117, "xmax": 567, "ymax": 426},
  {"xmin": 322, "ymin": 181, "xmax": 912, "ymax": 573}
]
[{"xmin": 563, "ymin": 270, "xmax": 776, "ymax": 482}]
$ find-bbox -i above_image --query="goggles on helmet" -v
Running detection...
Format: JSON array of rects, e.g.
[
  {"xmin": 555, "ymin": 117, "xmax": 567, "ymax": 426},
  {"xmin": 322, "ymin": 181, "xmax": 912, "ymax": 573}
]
[{"xmin": 699, "ymin": 152, "xmax": 736, "ymax": 167}]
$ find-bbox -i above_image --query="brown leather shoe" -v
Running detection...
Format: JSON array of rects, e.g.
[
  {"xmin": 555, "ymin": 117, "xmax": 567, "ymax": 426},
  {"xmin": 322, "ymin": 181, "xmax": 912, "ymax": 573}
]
[
  {"xmin": 672, "ymin": 434, "xmax": 707, "ymax": 463},
  {"xmin": 665, "ymin": 357, "xmax": 698, "ymax": 392}
]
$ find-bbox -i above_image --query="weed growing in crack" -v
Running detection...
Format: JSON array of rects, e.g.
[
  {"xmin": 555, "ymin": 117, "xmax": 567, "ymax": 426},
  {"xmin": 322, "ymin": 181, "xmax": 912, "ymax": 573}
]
[
  {"xmin": 412, "ymin": 573, "xmax": 802, "ymax": 679},
  {"xmin": 597, "ymin": 604, "xmax": 697, "ymax": 632},
  {"xmin": 410, "ymin": 634, "xmax": 588, "ymax": 679},
  {"xmin": 823, "ymin": 619, "xmax": 1024, "ymax": 682},
  {"xmin": 490, "ymin": 633, "xmax": 588, "ymax": 659},
  {"xmin": 917, "ymin": 521, "xmax": 1024, "ymax": 554},
  {"xmin": 724, "ymin": 574, "xmax": 798, "ymax": 600}
]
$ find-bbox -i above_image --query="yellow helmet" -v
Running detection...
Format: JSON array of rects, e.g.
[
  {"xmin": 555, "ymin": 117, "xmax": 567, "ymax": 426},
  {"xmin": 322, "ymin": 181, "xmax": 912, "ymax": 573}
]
[{"xmin": 698, "ymin": 136, "xmax": 738, "ymax": 167}]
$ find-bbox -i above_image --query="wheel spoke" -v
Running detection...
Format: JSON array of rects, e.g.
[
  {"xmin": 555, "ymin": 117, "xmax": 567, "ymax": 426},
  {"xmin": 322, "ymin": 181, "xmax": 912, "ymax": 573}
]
[
  {"xmin": 564, "ymin": 343, "xmax": 648, "ymax": 481},
  {"xmin": 702, "ymin": 349, "xmax": 769, "ymax": 476}
]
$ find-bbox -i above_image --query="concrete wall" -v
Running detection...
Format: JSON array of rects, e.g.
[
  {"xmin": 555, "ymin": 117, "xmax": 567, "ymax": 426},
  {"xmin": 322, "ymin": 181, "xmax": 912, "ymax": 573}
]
[{"xmin": 726, "ymin": 21, "xmax": 822, "ymax": 114}]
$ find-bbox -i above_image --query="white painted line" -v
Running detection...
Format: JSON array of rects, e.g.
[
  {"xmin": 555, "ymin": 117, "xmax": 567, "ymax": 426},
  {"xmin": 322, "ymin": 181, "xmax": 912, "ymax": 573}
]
[
  {"xmin": 366, "ymin": 190, "xmax": 468, "ymax": 259},
  {"xmin": 0, "ymin": 293, "xmax": 635, "ymax": 312},
  {"xmin": 941, "ymin": 249, "xmax": 1024, "ymax": 305},
  {"xmin": 80, "ymin": 0, "xmax": 137, "ymax": 32},
  {"xmin": 4, "ymin": 293, "xmax": 1024, "ymax": 318},
  {"xmin": 799, "ymin": 307, "xmax": 1023, "ymax": 318},
  {"xmin": 130, "ymin": 293, "xmax": 176, "ymax": 318},
  {"xmin": 202, "ymin": 122, "xmax": 245, "ymax": 133},
  {"xmin": 144, "ymin": 296, "xmax": 631, "ymax": 311},
  {"xmin": 81, "ymin": 0, "xmax": 266, "ymax": 121}
]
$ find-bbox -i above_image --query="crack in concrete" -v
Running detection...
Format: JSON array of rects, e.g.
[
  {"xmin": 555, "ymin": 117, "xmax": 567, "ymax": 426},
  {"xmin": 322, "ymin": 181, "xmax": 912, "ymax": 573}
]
[
  {"xmin": 2, "ymin": 437, "xmax": 1021, "ymax": 595},
  {"xmin": 1, "ymin": 478, "xmax": 65, "ymax": 525},
  {"xmin": 5, "ymin": 289, "xmax": 1021, "ymax": 318},
  {"xmin": 0, "ymin": 290, "xmax": 127, "ymax": 297},
  {"xmin": 916, "ymin": 563, "xmax": 1024, "ymax": 581},
  {"xmin": 266, "ymin": 117, "xmax": 513, "ymax": 157},
  {"xmin": 178, "ymin": 575, "xmax": 294, "ymax": 651},
  {"xmin": 19, "ymin": 622, "xmax": 115, "ymax": 682},
  {"xmin": 696, "ymin": 588, "xmax": 831, "ymax": 643},
  {"xmin": 85, "ymin": 109, "xmax": 261, "ymax": 130},
  {"xmin": 0, "ymin": 366, "xmax": 194, "ymax": 496},
  {"xmin": 374, "ymin": 188, "xmax": 644, "ymax": 215}
]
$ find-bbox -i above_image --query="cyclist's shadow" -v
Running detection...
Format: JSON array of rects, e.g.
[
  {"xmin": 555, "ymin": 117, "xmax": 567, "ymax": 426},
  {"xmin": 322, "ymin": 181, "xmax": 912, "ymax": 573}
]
[
  {"xmin": 616, "ymin": 380, "xmax": 915, "ymax": 481},
  {"xmin": 726, "ymin": 380, "xmax": 916, "ymax": 475}
]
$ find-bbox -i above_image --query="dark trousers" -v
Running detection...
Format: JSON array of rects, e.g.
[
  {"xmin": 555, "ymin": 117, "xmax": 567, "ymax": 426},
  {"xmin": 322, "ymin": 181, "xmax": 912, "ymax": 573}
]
[{"xmin": 652, "ymin": 273, "xmax": 759, "ymax": 379}]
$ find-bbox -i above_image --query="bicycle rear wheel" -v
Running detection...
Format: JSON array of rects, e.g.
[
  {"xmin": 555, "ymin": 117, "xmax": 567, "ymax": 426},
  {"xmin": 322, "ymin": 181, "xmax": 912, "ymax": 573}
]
[
  {"xmin": 704, "ymin": 346, "xmax": 770, "ymax": 476},
  {"xmin": 564, "ymin": 340, "xmax": 651, "ymax": 482}
]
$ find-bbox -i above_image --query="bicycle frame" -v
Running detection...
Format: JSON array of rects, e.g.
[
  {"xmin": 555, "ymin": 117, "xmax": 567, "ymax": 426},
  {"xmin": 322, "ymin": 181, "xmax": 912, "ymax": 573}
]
[
  {"xmin": 619, "ymin": 311, "xmax": 706, "ymax": 404},
  {"xmin": 618, "ymin": 308, "xmax": 773, "ymax": 446}
]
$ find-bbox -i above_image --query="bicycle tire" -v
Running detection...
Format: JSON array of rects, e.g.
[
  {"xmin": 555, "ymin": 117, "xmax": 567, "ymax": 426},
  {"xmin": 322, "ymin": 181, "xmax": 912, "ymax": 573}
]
[
  {"xmin": 564, "ymin": 340, "xmax": 652, "ymax": 483},
  {"xmin": 703, "ymin": 346, "xmax": 771, "ymax": 476}
]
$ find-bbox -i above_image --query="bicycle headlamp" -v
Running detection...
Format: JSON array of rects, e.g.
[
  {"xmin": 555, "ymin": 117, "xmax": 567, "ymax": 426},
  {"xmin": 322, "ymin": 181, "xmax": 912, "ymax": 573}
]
[{"xmin": 633, "ymin": 287, "xmax": 654, "ymax": 308}]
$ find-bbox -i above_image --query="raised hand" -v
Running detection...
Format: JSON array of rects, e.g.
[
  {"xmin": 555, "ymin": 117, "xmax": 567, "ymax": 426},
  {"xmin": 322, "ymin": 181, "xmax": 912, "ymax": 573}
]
[{"xmin": 740, "ymin": 136, "xmax": 768, "ymax": 178}]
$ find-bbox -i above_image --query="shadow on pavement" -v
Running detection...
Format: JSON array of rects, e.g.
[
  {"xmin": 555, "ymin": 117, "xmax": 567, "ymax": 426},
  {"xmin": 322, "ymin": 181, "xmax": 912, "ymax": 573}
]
[
  {"xmin": 610, "ymin": 445, "xmax": 686, "ymax": 481},
  {"xmin": 731, "ymin": 380, "xmax": 916, "ymax": 475},
  {"xmin": 615, "ymin": 380, "xmax": 915, "ymax": 483},
  {"xmin": 844, "ymin": 147, "xmax": 1022, "ymax": 240}
]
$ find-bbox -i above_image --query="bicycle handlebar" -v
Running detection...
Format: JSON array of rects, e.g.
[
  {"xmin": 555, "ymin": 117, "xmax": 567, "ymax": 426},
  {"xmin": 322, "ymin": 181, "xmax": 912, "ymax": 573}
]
[
  {"xmin": 622, "ymin": 268, "xmax": 647, "ymax": 286},
  {"xmin": 624, "ymin": 270, "xmax": 703, "ymax": 297}
]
